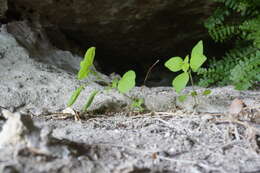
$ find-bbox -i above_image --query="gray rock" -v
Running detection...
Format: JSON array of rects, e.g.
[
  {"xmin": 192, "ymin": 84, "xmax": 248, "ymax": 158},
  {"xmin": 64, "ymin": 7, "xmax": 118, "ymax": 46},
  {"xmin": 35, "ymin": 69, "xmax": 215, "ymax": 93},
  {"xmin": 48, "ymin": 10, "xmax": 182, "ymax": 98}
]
[
  {"xmin": 0, "ymin": 109, "xmax": 84, "ymax": 158},
  {"xmin": 0, "ymin": 25, "xmax": 109, "ymax": 115}
]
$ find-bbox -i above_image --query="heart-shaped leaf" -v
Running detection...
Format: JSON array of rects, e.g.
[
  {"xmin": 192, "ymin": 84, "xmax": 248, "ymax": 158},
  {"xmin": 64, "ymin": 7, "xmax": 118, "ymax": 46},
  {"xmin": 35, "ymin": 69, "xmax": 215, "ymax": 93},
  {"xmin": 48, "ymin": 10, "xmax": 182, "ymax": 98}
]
[
  {"xmin": 77, "ymin": 47, "xmax": 96, "ymax": 80},
  {"xmin": 190, "ymin": 41, "xmax": 207, "ymax": 72},
  {"xmin": 118, "ymin": 70, "xmax": 136, "ymax": 93},
  {"xmin": 172, "ymin": 72, "xmax": 189, "ymax": 93},
  {"xmin": 165, "ymin": 57, "xmax": 183, "ymax": 72}
]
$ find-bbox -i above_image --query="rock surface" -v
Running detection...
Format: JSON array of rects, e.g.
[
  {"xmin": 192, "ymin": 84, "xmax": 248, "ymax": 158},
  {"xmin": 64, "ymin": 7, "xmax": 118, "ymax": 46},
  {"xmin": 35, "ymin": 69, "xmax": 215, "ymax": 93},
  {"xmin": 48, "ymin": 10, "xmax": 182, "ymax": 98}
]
[{"xmin": 8, "ymin": 0, "xmax": 214, "ymax": 74}]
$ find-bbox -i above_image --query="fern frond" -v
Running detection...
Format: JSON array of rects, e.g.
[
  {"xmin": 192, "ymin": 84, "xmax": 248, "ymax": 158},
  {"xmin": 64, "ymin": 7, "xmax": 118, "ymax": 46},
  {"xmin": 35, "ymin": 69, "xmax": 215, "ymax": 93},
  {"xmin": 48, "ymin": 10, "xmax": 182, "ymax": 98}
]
[
  {"xmin": 230, "ymin": 51, "xmax": 260, "ymax": 90},
  {"xmin": 209, "ymin": 25, "xmax": 239, "ymax": 42},
  {"xmin": 200, "ymin": 0, "xmax": 260, "ymax": 89},
  {"xmin": 204, "ymin": 7, "xmax": 230, "ymax": 29},
  {"xmin": 197, "ymin": 46, "xmax": 258, "ymax": 88}
]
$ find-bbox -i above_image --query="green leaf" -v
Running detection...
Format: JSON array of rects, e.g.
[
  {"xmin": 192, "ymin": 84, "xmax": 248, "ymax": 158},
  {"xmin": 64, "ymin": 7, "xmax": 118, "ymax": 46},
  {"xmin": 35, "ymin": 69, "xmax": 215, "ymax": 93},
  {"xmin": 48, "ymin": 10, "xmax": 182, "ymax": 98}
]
[
  {"xmin": 182, "ymin": 55, "xmax": 190, "ymax": 72},
  {"xmin": 184, "ymin": 55, "xmax": 189, "ymax": 63},
  {"xmin": 131, "ymin": 98, "xmax": 144, "ymax": 111},
  {"xmin": 172, "ymin": 72, "xmax": 189, "ymax": 93},
  {"xmin": 165, "ymin": 57, "xmax": 183, "ymax": 72},
  {"xmin": 82, "ymin": 90, "xmax": 99, "ymax": 112},
  {"xmin": 67, "ymin": 86, "xmax": 85, "ymax": 107},
  {"xmin": 77, "ymin": 47, "xmax": 96, "ymax": 80},
  {"xmin": 178, "ymin": 95, "xmax": 187, "ymax": 102},
  {"xmin": 190, "ymin": 91, "xmax": 198, "ymax": 97},
  {"xmin": 202, "ymin": 89, "xmax": 211, "ymax": 95},
  {"xmin": 111, "ymin": 78, "xmax": 119, "ymax": 88},
  {"xmin": 190, "ymin": 41, "xmax": 207, "ymax": 72},
  {"xmin": 118, "ymin": 70, "xmax": 136, "ymax": 93}
]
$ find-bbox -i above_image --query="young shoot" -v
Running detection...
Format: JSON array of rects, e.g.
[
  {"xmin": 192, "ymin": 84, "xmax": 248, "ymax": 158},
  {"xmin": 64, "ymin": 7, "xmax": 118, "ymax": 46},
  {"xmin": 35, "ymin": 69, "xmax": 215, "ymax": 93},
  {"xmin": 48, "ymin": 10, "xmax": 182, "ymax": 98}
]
[
  {"xmin": 67, "ymin": 47, "xmax": 99, "ymax": 112},
  {"xmin": 164, "ymin": 40, "xmax": 211, "ymax": 106}
]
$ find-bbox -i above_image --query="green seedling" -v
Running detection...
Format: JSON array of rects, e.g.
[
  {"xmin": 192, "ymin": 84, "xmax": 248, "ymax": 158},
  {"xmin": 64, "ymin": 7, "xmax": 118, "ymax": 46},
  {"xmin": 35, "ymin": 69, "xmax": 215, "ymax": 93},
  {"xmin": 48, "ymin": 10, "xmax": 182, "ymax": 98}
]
[
  {"xmin": 68, "ymin": 44, "xmax": 148, "ymax": 113},
  {"xmin": 77, "ymin": 47, "xmax": 96, "ymax": 80},
  {"xmin": 108, "ymin": 70, "xmax": 136, "ymax": 93},
  {"xmin": 111, "ymin": 70, "xmax": 145, "ymax": 112},
  {"xmin": 67, "ymin": 47, "xmax": 99, "ymax": 112},
  {"xmin": 68, "ymin": 47, "xmax": 143, "ymax": 113},
  {"xmin": 165, "ymin": 40, "xmax": 211, "ymax": 105},
  {"xmin": 131, "ymin": 98, "xmax": 144, "ymax": 112}
]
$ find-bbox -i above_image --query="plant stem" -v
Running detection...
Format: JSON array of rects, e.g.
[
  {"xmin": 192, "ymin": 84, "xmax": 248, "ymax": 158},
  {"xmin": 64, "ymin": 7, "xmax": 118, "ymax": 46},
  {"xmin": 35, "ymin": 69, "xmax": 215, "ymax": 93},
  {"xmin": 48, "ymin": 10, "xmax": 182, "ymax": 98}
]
[
  {"xmin": 188, "ymin": 71, "xmax": 198, "ymax": 106},
  {"xmin": 143, "ymin": 59, "xmax": 160, "ymax": 86}
]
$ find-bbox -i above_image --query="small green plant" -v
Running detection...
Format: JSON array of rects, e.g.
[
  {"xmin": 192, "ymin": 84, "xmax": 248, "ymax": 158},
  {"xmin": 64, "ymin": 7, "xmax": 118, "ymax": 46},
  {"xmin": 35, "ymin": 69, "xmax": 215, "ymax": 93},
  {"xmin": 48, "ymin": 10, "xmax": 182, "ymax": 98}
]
[
  {"xmin": 67, "ymin": 47, "xmax": 99, "ymax": 112},
  {"xmin": 131, "ymin": 98, "xmax": 144, "ymax": 112},
  {"xmin": 164, "ymin": 40, "xmax": 211, "ymax": 105},
  {"xmin": 110, "ymin": 70, "xmax": 145, "ymax": 112},
  {"xmin": 68, "ymin": 47, "xmax": 144, "ymax": 113}
]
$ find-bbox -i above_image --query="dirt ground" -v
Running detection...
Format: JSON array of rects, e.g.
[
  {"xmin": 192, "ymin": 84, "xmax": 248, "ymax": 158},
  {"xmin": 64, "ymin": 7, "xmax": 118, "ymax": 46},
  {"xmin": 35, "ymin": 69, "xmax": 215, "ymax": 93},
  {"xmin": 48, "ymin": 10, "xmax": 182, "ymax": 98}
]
[{"xmin": 1, "ymin": 109, "xmax": 260, "ymax": 173}]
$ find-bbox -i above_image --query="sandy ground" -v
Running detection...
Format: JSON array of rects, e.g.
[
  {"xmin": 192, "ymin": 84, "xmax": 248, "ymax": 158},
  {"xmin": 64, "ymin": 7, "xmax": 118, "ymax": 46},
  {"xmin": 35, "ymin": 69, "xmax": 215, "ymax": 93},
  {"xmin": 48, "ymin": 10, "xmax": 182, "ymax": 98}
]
[{"xmin": 2, "ymin": 110, "xmax": 260, "ymax": 173}]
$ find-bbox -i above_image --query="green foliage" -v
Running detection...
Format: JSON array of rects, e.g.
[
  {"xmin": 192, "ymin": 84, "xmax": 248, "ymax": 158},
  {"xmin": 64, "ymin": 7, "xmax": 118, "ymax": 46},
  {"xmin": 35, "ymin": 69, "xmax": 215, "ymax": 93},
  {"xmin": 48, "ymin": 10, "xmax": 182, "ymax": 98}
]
[
  {"xmin": 165, "ymin": 57, "xmax": 184, "ymax": 72},
  {"xmin": 113, "ymin": 70, "xmax": 145, "ymax": 112},
  {"xmin": 172, "ymin": 72, "xmax": 189, "ymax": 93},
  {"xmin": 165, "ymin": 40, "xmax": 207, "ymax": 93},
  {"xmin": 111, "ymin": 78, "xmax": 119, "ymax": 89},
  {"xmin": 190, "ymin": 41, "xmax": 207, "ymax": 72},
  {"xmin": 131, "ymin": 98, "xmax": 144, "ymax": 112},
  {"xmin": 68, "ymin": 48, "xmax": 141, "ymax": 112},
  {"xmin": 202, "ymin": 89, "xmax": 212, "ymax": 96},
  {"xmin": 165, "ymin": 40, "xmax": 210, "ymax": 104},
  {"xmin": 178, "ymin": 95, "xmax": 188, "ymax": 102},
  {"xmin": 82, "ymin": 90, "xmax": 99, "ymax": 112},
  {"xmin": 230, "ymin": 51, "xmax": 260, "ymax": 90},
  {"xmin": 190, "ymin": 91, "xmax": 198, "ymax": 97},
  {"xmin": 117, "ymin": 70, "xmax": 136, "ymax": 94},
  {"xmin": 68, "ymin": 47, "xmax": 99, "ymax": 112},
  {"xmin": 67, "ymin": 86, "xmax": 85, "ymax": 107},
  {"xmin": 78, "ymin": 47, "xmax": 95, "ymax": 80},
  {"xmin": 199, "ymin": 0, "xmax": 260, "ymax": 90}
]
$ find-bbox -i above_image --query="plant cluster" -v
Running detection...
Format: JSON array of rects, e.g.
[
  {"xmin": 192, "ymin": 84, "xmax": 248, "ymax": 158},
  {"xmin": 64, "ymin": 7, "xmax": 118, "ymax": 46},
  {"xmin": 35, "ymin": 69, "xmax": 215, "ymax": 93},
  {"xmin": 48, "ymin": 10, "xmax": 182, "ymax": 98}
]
[
  {"xmin": 68, "ymin": 40, "xmax": 209, "ymax": 113},
  {"xmin": 67, "ymin": 47, "xmax": 144, "ymax": 113},
  {"xmin": 198, "ymin": 0, "xmax": 260, "ymax": 90}
]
